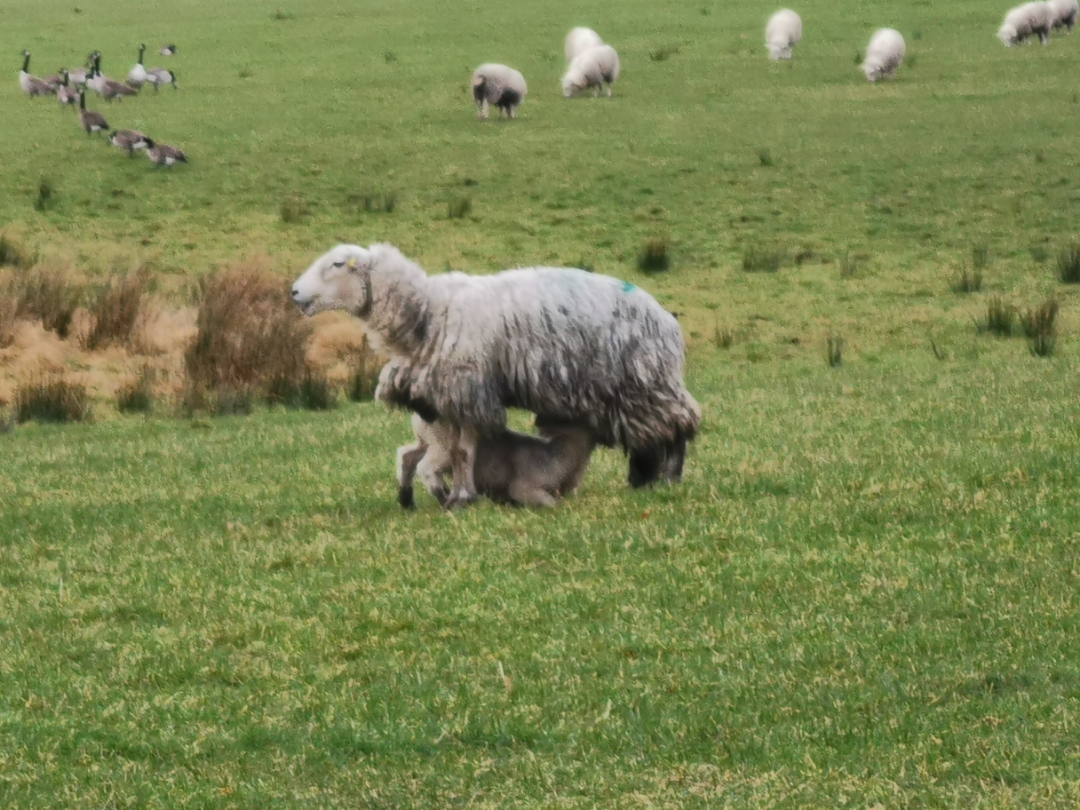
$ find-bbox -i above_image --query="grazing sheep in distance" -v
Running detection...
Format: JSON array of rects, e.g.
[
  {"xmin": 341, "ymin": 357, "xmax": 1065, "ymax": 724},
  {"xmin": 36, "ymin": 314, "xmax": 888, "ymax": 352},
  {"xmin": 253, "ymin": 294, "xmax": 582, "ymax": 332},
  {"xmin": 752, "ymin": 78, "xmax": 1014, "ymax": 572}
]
[
  {"xmin": 565, "ymin": 27, "xmax": 604, "ymax": 62},
  {"xmin": 471, "ymin": 63, "xmax": 527, "ymax": 120},
  {"xmin": 290, "ymin": 244, "xmax": 700, "ymax": 507},
  {"xmin": 562, "ymin": 44, "xmax": 621, "ymax": 97},
  {"xmin": 862, "ymin": 28, "xmax": 906, "ymax": 81},
  {"xmin": 766, "ymin": 9, "xmax": 803, "ymax": 60},
  {"xmin": 397, "ymin": 413, "xmax": 596, "ymax": 509},
  {"xmin": 1050, "ymin": 0, "xmax": 1079, "ymax": 31},
  {"xmin": 999, "ymin": 2, "xmax": 1055, "ymax": 45}
]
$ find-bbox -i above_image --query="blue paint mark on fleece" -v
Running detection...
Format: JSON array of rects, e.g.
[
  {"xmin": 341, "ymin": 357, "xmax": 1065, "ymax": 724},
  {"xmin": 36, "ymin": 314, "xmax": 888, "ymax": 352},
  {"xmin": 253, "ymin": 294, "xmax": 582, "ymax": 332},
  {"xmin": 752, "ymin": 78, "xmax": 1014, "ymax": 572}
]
[{"xmin": 620, "ymin": 280, "xmax": 637, "ymax": 293}]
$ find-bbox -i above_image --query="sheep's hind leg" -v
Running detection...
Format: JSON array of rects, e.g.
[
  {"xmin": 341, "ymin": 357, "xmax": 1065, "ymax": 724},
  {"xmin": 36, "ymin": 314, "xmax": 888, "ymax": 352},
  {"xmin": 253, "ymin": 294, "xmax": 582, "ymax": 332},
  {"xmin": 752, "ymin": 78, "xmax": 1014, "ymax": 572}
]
[
  {"xmin": 628, "ymin": 445, "xmax": 664, "ymax": 489},
  {"xmin": 396, "ymin": 441, "xmax": 428, "ymax": 510}
]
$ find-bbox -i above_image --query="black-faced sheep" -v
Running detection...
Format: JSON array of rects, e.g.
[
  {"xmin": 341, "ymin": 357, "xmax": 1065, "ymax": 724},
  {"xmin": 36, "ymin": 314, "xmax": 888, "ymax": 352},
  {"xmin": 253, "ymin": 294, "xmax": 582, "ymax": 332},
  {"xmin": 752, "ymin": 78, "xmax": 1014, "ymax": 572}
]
[{"xmin": 471, "ymin": 63, "xmax": 527, "ymax": 120}]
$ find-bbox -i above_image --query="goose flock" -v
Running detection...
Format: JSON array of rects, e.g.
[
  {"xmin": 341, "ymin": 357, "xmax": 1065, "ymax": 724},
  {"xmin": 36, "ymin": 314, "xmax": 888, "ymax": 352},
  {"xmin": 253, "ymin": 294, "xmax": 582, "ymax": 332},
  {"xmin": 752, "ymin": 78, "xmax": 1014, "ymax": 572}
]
[{"xmin": 19, "ymin": 45, "xmax": 187, "ymax": 168}]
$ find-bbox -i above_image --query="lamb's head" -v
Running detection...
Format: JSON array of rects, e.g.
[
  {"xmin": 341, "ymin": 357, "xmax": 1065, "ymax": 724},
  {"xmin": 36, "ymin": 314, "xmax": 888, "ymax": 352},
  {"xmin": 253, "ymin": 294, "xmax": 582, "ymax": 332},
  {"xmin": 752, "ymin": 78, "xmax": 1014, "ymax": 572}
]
[
  {"xmin": 998, "ymin": 22, "xmax": 1018, "ymax": 45},
  {"xmin": 291, "ymin": 244, "xmax": 373, "ymax": 318}
]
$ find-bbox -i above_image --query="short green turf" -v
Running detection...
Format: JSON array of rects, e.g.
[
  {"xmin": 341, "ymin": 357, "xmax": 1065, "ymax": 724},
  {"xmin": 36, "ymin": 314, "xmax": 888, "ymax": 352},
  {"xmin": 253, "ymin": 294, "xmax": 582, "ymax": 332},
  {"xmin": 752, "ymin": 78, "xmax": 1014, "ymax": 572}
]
[{"xmin": 3, "ymin": 0, "xmax": 1080, "ymax": 806}]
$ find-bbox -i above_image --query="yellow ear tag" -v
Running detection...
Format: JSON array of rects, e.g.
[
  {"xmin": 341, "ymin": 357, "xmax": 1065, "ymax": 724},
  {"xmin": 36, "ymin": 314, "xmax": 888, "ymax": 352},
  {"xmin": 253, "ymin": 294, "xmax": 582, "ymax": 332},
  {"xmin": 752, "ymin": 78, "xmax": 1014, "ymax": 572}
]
[{"xmin": 346, "ymin": 257, "xmax": 357, "ymax": 270}]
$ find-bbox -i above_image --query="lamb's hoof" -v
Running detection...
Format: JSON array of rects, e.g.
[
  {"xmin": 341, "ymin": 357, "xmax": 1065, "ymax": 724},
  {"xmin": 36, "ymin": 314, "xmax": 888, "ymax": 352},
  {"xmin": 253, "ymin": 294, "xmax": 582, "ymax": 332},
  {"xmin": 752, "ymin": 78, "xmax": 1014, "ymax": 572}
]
[
  {"xmin": 444, "ymin": 491, "xmax": 478, "ymax": 511},
  {"xmin": 397, "ymin": 486, "xmax": 416, "ymax": 511}
]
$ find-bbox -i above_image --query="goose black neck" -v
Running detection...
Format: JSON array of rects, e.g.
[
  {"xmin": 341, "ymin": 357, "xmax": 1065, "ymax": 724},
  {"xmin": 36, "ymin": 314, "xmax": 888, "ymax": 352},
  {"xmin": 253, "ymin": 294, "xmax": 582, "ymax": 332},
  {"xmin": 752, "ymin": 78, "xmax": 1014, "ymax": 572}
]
[
  {"xmin": 79, "ymin": 91, "xmax": 86, "ymax": 109},
  {"xmin": 22, "ymin": 52, "xmax": 30, "ymax": 73},
  {"xmin": 138, "ymin": 45, "xmax": 144, "ymax": 65}
]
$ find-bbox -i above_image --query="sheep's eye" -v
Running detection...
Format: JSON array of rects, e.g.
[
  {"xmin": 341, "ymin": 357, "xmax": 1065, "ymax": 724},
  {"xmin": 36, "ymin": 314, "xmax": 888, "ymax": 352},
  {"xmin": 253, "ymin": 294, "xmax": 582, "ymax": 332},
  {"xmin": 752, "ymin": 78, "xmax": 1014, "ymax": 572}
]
[{"xmin": 331, "ymin": 261, "xmax": 345, "ymax": 269}]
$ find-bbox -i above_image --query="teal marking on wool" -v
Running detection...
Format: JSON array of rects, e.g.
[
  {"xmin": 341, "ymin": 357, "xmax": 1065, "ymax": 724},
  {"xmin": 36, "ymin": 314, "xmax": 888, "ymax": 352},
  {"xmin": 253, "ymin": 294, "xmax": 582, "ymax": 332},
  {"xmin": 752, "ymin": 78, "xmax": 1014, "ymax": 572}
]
[{"xmin": 620, "ymin": 280, "xmax": 637, "ymax": 293}]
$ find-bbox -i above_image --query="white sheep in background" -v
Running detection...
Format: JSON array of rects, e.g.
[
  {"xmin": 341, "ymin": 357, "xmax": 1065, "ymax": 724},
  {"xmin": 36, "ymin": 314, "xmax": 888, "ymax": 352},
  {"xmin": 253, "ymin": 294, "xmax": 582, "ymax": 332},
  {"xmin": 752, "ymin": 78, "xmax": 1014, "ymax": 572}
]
[
  {"xmin": 396, "ymin": 413, "xmax": 596, "ymax": 509},
  {"xmin": 291, "ymin": 244, "xmax": 701, "ymax": 508},
  {"xmin": 861, "ymin": 28, "xmax": 906, "ymax": 81},
  {"xmin": 565, "ymin": 27, "xmax": 604, "ymax": 62},
  {"xmin": 470, "ymin": 63, "xmax": 527, "ymax": 120},
  {"xmin": 999, "ymin": 2, "xmax": 1055, "ymax": 45},
  {"xmin": 562, "ymin": 44, "xmax": 621, "ymax": 97},
  {"xmin": 765, "ymin": 9, "xmax": 803, "ymax": 60},
  {"xmin": 1050, "ymin": 0, "xmax": 1079, "ymax": 31}
]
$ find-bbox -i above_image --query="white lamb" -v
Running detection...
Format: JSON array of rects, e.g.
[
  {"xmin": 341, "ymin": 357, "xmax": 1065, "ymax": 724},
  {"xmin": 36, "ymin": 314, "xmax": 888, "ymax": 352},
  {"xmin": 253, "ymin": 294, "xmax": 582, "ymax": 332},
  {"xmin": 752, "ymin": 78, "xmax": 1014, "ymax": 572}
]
[
  {"xmin": 1050, "ymin": 0, "xmax": 1079, "ymax": 31},
  {"xmin": 471, "ymin": 63, "xmax": 527, "ymax": 121},
  {"xmin": 861, "ymin": 28, "xmax": 906, "ymax": 81},
  {"xmin": 565, "ymin": 27, "xmax": 604, "ymax": 62},
  {"xmin": 562, "ymin": 44, "xmax": 621, "ymax": 98},
  {"xmin": 397, "ymin": 414, "xmax": 596, "ymax": 509},
  {"xmin": 766, "ymin": 9, "xmax": 803, "ymax": 60},
  {"xmin": 998, "ymin": 2, "xmax": 1055, "ymax": 45}
]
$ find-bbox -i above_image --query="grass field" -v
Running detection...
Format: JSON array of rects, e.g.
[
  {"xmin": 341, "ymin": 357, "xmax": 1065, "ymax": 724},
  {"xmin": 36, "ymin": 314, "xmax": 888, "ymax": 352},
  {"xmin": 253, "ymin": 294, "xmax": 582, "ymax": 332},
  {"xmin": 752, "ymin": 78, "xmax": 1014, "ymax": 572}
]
[{"xmin": 3, "ymin": 0, "xmax": 1080, "ymax": 806}]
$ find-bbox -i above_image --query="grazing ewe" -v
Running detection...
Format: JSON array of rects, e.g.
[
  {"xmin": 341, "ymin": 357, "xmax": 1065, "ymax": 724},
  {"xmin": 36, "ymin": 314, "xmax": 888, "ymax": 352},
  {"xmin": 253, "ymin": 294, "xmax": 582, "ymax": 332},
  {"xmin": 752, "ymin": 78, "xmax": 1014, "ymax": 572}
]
[
  {"xmin": 471, "ymin": 63, "xmax": 526, "ymax": 120},
  {"xmin": 1050, "ymin": 0, "xmax": 1079, "ymax": 30},
  {"xmin": 397, "ymin": 413, "xmax": 596, "ymax": 509},
  {"xmin": 291, "ymin": 244, "xmax": 701, "ymax": 507},
  {"xmin": 565, "ymin": 27, "xmax": 604, "ymax": 62},
  {"xmin": 999, "ymin": 2, "xmax": 1055, "ymax": 45},
  {"xmin": 766, "ymin": 9, "xmax": 803, "ymax": 60},
  {"xmin": 562, "ymin": 44, "xmax": 621, "ymax": 97},
  {"xmin": 19, "ymin": 51, "xmax": 54, "ymax": 97},
  {"xmin": 862, "ymin": 28, "xmax": 906, "ymax": 81}
]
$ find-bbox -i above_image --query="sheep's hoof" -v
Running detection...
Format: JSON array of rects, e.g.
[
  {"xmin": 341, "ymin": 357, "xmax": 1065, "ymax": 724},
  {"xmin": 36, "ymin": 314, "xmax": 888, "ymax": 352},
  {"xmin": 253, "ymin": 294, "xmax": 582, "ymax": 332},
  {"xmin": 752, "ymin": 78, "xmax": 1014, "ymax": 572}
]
[{"xmin": 397, "ymin": 486, "xmax": 416, "ymax": 511}]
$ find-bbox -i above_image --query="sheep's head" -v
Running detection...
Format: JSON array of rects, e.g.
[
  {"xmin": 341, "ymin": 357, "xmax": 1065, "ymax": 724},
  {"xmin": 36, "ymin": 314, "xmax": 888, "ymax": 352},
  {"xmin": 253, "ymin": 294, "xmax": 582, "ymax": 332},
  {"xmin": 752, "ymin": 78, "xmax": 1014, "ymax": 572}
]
[
  {"xmin": 292, "ymin": 244, "xmax": 373, "ymax": 318},
  {"xmin": 561, "ymin": 68, "xmax": 586, "ymax": 98},
  {"xmin": 997, "ymin": 23, "xmax": 1018, "ymax": 45}
]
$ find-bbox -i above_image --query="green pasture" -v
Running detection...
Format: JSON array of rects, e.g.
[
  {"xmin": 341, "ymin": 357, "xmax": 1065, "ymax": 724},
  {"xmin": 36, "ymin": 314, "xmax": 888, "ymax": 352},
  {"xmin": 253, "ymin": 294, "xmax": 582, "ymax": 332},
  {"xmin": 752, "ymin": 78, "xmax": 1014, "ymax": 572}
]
[{"xmin": 3, "ymin": 0, "xmax": 1080, "ymax": 806}]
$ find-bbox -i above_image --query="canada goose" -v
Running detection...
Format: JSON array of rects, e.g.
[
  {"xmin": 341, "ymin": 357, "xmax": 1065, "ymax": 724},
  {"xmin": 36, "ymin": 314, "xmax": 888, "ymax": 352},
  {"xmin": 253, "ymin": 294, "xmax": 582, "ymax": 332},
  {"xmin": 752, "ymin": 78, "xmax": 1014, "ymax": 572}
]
[
  {"xmin": 159, "ymin": 44, "xmax": 176, "ymax": 56},
  {"xmin": 78, "ymin": 90, "xmax": 109, "ymax": 136},
  {"xmin": 127, "ymin": 44, "xmax": 148, "ymax": 89},
  {"xmin": 101, "ymin": 77, "xmax": 138, "ymax": 101},
  {"xmin": 19, "ymin": 51, "xmax": 54, "ymax": 97},
  {"xmin": 57, "ymin": 70, "xmax": 79, "ymax": 106},
  {"xmin": 146, "ymin": 142, "xmax": 187, "ymax": 166},
  {"xmin": 110, "ymin": 129, "xmax": 152, "ymax": 156},
  {"xmin": 86, "ymin": 53, "xmax": 108, "ymax": 95},
  {"xmin": 146, "ymin": 67, "xmax": 177, "ymax": 92},
  {"xmin": 89, "ymin": 55, "xmax": 137, "ymax": 101}
]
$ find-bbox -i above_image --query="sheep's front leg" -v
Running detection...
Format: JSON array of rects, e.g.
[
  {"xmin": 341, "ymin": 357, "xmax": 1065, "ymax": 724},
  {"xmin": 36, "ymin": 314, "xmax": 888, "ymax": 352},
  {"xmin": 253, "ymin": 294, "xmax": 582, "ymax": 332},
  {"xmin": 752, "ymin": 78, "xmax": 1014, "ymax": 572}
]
[
  {"xmin": 478, "ymin": 99, "xmax": 489, "ymax": 121},
  {"xmin": 396, "ymin": 441, "xmax": 428, "ymax": 510}
]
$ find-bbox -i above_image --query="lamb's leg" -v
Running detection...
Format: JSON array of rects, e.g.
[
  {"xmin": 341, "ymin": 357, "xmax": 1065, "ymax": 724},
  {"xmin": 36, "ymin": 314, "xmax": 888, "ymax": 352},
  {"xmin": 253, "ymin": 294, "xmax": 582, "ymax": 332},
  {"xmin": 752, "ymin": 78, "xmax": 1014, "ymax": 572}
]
[
  {"xmin": 417, "ymin": 452, "xmax": 452, "ymax": 507},
  {"xmin": 478, "ymin": 99, "xmax": 489, "ymax": 121},
  {"xmin": 508, "ymin": 480, "xmax": 558, "ymax": 508},
  {"xmin": 396, "ymin": 441, "xmax": 428, "ymax": 510},
  {"xmin": 446, "ymin": 426, "xmax": 479, "ymax": 509}
]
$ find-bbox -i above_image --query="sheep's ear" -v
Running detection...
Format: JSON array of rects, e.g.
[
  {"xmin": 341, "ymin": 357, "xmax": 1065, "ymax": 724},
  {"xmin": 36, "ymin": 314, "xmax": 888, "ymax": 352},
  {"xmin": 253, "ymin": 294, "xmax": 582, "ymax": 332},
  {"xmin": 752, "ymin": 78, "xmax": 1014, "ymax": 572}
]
[{"xmin": 346, "ymin": 257, "xmax": 360, "ymax": 273}]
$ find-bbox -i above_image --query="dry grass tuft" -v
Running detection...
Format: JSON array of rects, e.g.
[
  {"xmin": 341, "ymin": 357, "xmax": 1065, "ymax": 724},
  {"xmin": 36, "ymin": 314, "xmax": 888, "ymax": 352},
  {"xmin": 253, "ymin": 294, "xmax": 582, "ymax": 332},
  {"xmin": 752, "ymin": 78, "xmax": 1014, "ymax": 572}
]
[
  {"xmin": 184, "ymin": 260, "xmax": 312, "ymax": 409},
  {"xmin": 84, "ymin": 268, "xmax": 150, "ymax": 350},
  {"xmin": 15, "ymin": 376, "xmax": 91, "ymax": 424},
  {"xmin": 16, "ymin": 264, "xmax": 82, "ymax": 339}
]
